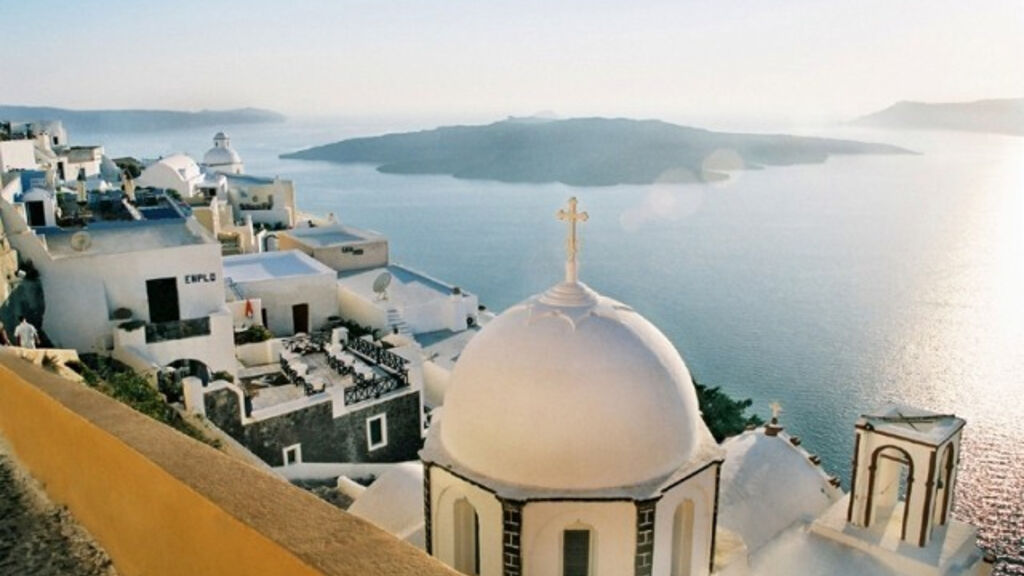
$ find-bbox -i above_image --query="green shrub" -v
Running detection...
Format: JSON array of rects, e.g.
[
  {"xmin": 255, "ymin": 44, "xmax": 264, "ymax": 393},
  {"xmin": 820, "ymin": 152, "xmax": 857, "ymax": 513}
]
[
  {"xmin": 211, "ymin": 370, "xmax": 234, "ymax": 383},
  {"xmin": 75, "ymin": 354, "xmax": 217, "ymax": 448},
  {"xmin": 119, "ymin": 319, "xmax": 146, "ymax": 331},
  {"xmin": 234, "ymin": 324, "xmax": 273, "ymax": 345},
  {"xmin": 694, "ymin": 379, "xmax": 764, "ymax": 442}
]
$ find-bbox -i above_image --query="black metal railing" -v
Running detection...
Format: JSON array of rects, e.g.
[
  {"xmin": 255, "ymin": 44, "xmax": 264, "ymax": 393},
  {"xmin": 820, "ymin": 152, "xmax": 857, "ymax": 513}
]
[
  {"xmin": 343, "ymin": 375, "xmax": 408, "ymax": 405},
  {"xmin": 346, "ymin": 336, "xmax": 379, "ymax": 362},
  {"xmin": 145, "ymin": 317, "xmax": 211, "ymax": 343},
  {"xmin": 346, "ymin": 337, "xmax": 408, "ymax": 376},
  {"xmin": 379, "ymin": 349, "xmax": 407, "ymax": 374}
]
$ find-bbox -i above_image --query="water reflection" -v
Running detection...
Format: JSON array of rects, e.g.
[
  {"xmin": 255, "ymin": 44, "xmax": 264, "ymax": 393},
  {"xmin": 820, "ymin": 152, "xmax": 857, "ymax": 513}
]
[{"xmin": 81, "ymin": 121, "xmax": 1024, "ymax": 571}]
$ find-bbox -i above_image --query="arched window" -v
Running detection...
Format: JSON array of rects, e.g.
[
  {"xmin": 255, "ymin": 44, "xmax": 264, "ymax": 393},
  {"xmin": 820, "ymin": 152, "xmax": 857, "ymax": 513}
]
[
  {"xmin": 453, "ymin": 498, "xmax": 480, "ymax": 575},
  {"xmin": 866, "ymin": 445, "xmax": 914, "ymax": 539},
  {"xmin": 563, "ymin": 527, "xmax": 592, "ymax": 576},
  {"xmin": 671, "ymin": 499, "xmax": 696, "ymax": 576}
]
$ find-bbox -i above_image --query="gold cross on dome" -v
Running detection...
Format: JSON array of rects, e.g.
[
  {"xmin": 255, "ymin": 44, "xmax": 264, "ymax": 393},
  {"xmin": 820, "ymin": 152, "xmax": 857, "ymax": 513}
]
[
  {"xmin": 557, "ymin": 197, "xmax": 588, "ymax": 283},
  {"xmin": 769, "ymin": 401, "xmax": 783, "ymax": 421}
]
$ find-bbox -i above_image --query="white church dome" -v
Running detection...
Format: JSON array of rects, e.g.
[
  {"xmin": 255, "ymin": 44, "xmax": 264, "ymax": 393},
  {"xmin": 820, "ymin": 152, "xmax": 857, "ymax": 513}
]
[
  {"xmin": 203, "ymin": 132, "xmax": 242, "ymax": 170},
  {"xmin": 203, "ymin": 145, "xmax": 242, "ymax": 167},
  {"xmin": 439, "ymin": 279, "xmax": 705, "ymax": 491}
]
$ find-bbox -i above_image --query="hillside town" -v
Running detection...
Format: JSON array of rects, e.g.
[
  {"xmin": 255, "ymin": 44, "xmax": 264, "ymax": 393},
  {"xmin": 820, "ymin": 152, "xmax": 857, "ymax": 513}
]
[{"xmin": 0, "ymin": 118, "xmax": 997, "ymax": 576}]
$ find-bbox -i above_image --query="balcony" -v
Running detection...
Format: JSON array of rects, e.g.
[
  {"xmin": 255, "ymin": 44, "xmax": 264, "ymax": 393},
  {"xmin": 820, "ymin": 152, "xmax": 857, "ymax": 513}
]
[
  {"xmin": 343, "ymin": 375, "xmax": 409, "ymax": 406},
  {"xmin": 145, "ymin": 317, "xmax": 211, "ymax": 344}
]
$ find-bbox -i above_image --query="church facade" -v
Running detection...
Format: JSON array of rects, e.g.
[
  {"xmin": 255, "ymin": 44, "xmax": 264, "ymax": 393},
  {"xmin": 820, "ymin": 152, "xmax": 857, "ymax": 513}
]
[{"xmin": 410, "ymin": 198, "xmax": 992, "ymax": 576}]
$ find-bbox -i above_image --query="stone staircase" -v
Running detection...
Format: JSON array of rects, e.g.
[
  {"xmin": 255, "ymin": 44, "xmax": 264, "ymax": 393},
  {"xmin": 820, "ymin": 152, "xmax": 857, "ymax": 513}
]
[{"xmin": 386, "ymin": 306, "xmax": 412, "ymax": 337}]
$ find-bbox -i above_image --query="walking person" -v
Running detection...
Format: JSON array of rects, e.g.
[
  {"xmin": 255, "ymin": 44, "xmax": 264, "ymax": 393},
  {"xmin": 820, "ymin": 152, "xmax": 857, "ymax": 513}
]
[
  {"xmin": 14, "ymin": 316, "xmax": 40, "ymax": 349},
  {"xmin": 0, "ymin": 321, "xmax": 10, "ymax": 346}
]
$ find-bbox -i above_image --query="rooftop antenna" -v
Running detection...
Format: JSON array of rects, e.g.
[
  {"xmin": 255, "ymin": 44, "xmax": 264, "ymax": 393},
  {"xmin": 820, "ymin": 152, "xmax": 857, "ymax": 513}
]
[{"xmin": 373, "ymin": 271, "xmax": 392, "ymax": 301}]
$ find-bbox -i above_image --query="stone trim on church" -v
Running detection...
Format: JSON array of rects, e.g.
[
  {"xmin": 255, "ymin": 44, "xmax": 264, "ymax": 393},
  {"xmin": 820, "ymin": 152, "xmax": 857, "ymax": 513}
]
[
  {"xmin": 634, "ymin": 499, "xmax": 658, "ymax": 576},
  {"xmin": 501, "ymin": 500, "xmax": 524, "ymax": 576}
]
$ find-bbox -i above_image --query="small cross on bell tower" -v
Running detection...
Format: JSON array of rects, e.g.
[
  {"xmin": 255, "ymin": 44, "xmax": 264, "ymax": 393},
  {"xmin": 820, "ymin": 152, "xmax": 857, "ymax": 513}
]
[
  {"xmin": 765, "ymin": 401, "xmax": 785, "ymax": 436},
  {"xmin": 557, "ymin": 196, "xmax": 589, "ymax": 284}
]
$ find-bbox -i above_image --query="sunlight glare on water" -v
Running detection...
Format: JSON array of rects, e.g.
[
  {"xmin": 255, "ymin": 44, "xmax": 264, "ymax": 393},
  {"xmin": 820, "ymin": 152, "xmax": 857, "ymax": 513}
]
[{"xmin": 82, "ymin": 120, "xmax": 1024, "ymax": 572}]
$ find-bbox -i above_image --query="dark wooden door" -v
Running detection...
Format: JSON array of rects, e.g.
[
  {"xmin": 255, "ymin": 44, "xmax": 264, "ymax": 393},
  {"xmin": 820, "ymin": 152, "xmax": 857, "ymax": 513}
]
[
  {"xmin": 26, "ymin": 201, "xmax": 45, "ymax": 227},
  {"xmin": 292, "ymin": 303, "xmax": 309, "ymax": 334},
  {"xmin": 146, "ymin": 277, "xmax": 180, "ymax": 323}
]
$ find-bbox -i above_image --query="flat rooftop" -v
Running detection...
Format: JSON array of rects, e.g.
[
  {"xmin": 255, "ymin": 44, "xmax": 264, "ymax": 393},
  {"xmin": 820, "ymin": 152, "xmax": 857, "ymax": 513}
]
[
  {"xmin": 223, "ymin": 250, "xmax": 335, "ymax": 283},
  {"xmin": 224, "ymin": 174, "xmax": 275, "ymax": 186},
  {"xmin": 283, "ymin": 224, "xmax": 383, "ymax": 247},
  {"xmin": 338, "ymin": 264, "xmax": 463, "ymax": 302},
  {"xmin": 857, "ymin": 404, "xmax": 965, "ymax": 446},
  {"xmin": 43, "ymin": 219, "xmax": 211, "ymax": 258}
]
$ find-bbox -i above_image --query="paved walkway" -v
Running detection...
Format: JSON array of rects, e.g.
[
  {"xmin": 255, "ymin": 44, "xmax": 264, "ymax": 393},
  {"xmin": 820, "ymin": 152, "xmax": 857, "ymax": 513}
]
[{"xmin": 0, "ymin": 441, "xmax": 117, "ymax": 576}]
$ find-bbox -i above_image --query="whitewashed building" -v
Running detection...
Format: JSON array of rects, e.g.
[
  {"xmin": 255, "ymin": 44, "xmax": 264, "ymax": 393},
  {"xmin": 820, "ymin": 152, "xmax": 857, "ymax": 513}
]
[
  {"xmin": 0, "ymin": 139, "xmax": 37, "ymax": 173},
  {"xmin": 338, "ymin": 264, "xmax": 479, "ymax": 336},
  {"xmin": 278, "ymin": 224, "xmax": 388, "ymax": 272},
  {"xmin": 64, "ymin": 145, "xmax": 104, "ymax": 181},
  {"xmin": 0, "ymin": 178, "xmax": 235, "ymax": 377},
  {"xmin": 137, "ymin": 154, "xmax": 204, "ymax": 198},
  {"xmin": 224, "ymin": 173, "xmax": 296, "ymax": 231},
  {"xmin": 223, "ymin": 250, "xmax": 337, "ymax": 336},
  {"xmin": 12, "ymin": 187, "xmax": 58, "ymax": 228}
]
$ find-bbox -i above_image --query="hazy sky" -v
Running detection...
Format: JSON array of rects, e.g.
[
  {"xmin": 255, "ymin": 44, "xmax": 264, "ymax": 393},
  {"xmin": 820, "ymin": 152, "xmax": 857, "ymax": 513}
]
[{"xmin": 3, "ymin": 0, "xmax": 1021, "ymax": 124}]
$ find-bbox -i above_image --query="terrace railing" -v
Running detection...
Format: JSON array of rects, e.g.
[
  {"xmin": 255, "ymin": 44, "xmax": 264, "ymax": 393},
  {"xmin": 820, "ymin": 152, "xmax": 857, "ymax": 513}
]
[
  {"xmin": 145, "ymin": 317, "xmax": 211, "ymax": 344},
  {"xmin": 346, "ymin": 337, "xmax": 408, "ymax": 379},
  {"xmin": 343, "ymin": 375, "xmax": 408, "ymax": 406}
]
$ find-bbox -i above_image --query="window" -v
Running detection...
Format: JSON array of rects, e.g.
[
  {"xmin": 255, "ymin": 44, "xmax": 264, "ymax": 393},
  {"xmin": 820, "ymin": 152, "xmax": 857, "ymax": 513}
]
[
  {"xmin": 282, "ymin": 444, "xmax": 302, "ymax": 466},
  {"xmin": 453, "ymin": 498, "xmax": 480, "ymax": 575},
  {"xmin": 563, "ymin": 529, "xmax": 591, "ymax": 576},
  {"xmin": 671, "ymin": 500, "xmax": 695, "ymax": 576},
  {"xmin": 366, "ymin": 413, "xmax": 388, "ymax": 451}
]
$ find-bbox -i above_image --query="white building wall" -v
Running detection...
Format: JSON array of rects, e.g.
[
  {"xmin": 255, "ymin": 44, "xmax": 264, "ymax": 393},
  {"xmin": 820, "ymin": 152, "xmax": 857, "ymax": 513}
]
[
  {"xmin": 652, "ymin": 465, "xmax": 720, "ymax": 576},
  {"xmin": 243, "ymin": 208, "xmax": 293, "ymax": 229},
  {"xmin": 65, "ymin": 149, "xmax": 103, "ymax": 180},
  {"xmin": 316, "ymin": 240, "xmax": 388, "ymax": 272},
  {"xmin": 521, "ymin": 500, "xmax": 637, "ymax": 576},
  {"xmin": 401, "ymin": 293, "xmax": 480, "ymax": 334},
  {"xmin": 232, "ymin": 272, "xmax": 337, "ymax": 337},
  {"xmin": 19, "ymin": 188, "xmax": 57, "ymax": 228},
  {"xmin": 0, "ymin": 141, "xmax": 37, "ymax": 172},
  {"xmin": 229, "ymin": 179, "xmax": 296, "ymax": 228},
  {"xmin": 113, "ymin": 309, "xmax": 235, "ymax": 375},
  {"xmin": 36, "ymin": 240, "xmax": 225, "ymax": 353},
  {"xmin": 337, "ymin": 283, "xmax": 388, "ymax": 332},
  {"xmin": 278, "ymin": 234, "xmax": 389, "ymax": 272},
  {"xmin": 137, "ymin": 160, "xmax": 202, "ymax": 197}
]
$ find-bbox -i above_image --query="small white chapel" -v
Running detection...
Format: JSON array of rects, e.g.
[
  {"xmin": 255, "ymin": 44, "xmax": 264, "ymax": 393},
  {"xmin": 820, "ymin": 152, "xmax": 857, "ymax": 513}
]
[{"xmin": 350, "ymin": 198, "xmax": 993, "ymax": 576}]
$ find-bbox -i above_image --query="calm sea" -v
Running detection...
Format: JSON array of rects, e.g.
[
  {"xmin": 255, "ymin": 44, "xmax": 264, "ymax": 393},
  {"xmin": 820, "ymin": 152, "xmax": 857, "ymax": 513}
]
[{"xmin": 80, "ymin": 117, "xmax": 1023, "ymax": 572}]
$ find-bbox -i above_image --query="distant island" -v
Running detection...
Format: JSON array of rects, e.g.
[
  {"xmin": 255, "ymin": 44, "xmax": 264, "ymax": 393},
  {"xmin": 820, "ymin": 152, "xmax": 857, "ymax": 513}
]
[
  {"xmin": 853, "ymin": 98, "xmax": 1024, "ymax": 135},
  {"xmin": 281, "ymin": 117, "xmax": 910, "ymax": 186},
  {"xmin": 0, "ymin": 105, "xmax": 285, "ymax": 133}
]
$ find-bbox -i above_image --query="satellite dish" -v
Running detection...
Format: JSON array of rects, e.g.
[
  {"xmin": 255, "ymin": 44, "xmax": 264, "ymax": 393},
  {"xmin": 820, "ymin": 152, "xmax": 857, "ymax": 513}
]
[
  {"xmin": 372, "ymin": 272, "xmax": 392, "ymax": 300},
  {"xmin": 70, "ymin": 231, "xmax": 92, "ymax": 252}
]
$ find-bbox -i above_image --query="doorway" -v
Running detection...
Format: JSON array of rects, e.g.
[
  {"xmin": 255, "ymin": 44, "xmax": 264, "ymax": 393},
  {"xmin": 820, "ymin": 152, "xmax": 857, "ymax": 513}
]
[
  {"xmin": 292, "ymin": 303, "xmax": 309, "ymax": 334},
  {"xmin": 26, "ymin": 201, "xmax": 46, "ymax": 227},
  {"xmin": 147, "ymin": 277, "xmax": 180, "ymax": 323}
]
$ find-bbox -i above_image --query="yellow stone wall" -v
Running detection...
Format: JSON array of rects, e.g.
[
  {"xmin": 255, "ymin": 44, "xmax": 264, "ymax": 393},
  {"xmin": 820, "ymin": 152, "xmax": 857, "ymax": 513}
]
[{"xmin": 0, "ymin": 354, "xmax": 454, "ymax": 576}]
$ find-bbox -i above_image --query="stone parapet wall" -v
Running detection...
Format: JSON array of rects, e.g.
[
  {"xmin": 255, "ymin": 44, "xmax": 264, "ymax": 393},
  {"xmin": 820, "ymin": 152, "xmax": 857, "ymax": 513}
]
[{"xmin": 0, "ymin": 352, "xmax": 454, "ymax": 576}]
